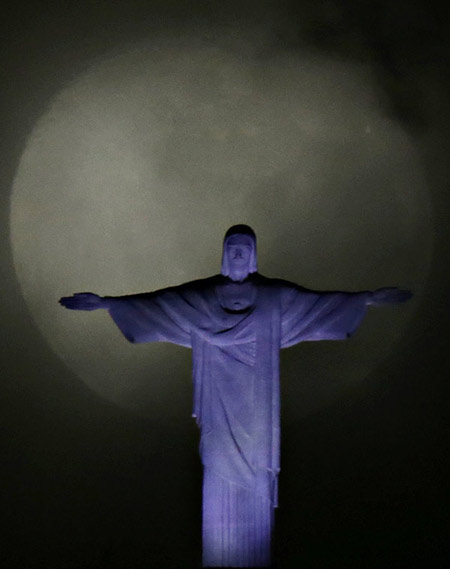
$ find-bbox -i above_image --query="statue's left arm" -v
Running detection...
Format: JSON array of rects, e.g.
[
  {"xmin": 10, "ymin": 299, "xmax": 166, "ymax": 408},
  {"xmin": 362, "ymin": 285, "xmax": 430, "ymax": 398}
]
[
  {"xmin": 280, "ymin": 284, "xmax": 412, "ymax": 348},
  {"xmin": 365, "ymin": 287, "xmax": 413, "ymax": 307}
]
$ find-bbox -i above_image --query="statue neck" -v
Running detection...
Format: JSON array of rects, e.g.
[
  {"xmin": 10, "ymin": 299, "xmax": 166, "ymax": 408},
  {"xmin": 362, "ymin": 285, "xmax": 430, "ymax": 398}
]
[{"xmin": 227, "ymin": 268, "xmax": 251, "ymax": 283}]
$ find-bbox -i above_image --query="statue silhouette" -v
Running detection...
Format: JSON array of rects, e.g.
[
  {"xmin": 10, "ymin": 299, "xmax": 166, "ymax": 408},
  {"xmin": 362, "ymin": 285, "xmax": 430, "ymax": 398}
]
[{"xmin": 60, "ymin": 224, "xmax": 411, "ymax": 567}]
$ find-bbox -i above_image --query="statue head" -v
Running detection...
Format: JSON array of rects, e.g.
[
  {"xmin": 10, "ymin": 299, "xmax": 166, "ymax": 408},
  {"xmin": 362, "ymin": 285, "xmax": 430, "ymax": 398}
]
[{"xmin": 221, "ymin": 224, "xmax": 257, "ymax": 281}]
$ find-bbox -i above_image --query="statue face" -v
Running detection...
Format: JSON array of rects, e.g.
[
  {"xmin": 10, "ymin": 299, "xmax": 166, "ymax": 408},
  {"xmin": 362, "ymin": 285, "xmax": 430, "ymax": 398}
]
[
  {"xmin": 221, "ymin": 228, "xmax": 257, "ymax": 279},
  {"xmin": 225, "ymin": 235, "xmax": 252, "ymax": 269}
]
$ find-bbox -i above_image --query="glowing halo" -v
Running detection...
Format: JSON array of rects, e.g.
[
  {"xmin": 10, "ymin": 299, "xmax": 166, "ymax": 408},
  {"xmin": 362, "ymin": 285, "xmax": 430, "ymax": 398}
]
[{"xmin": 10, "ymin": 35, "xmax": 433, "ymax": 419}]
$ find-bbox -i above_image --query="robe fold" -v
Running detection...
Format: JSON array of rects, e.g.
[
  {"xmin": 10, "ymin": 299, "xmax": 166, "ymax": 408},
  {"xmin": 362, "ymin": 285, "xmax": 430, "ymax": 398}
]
[{"xmin": 107, "ymin": 273, "xmax": 369, "ymax": 567}]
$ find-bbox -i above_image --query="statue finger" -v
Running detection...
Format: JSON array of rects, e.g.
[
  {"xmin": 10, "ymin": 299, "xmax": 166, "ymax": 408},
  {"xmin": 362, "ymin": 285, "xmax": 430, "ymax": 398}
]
[
  {"xmin": 60, "ymin": 300, "xmax": 78, "ymax": 309},
  {"xmin": 390, "ymin": 289, "xmax": 412, "ymax": 304},
  {"xmin": 60, "ymin": 297, "xmax": 90, "ymax": 309}
]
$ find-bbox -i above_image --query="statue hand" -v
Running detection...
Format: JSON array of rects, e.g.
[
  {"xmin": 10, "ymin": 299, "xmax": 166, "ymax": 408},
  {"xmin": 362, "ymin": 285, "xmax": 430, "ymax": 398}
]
[
  {"xmin": 367, "ymin": 287, "xmax": 413, "ymax": 307},
  {"xmin": 59, "ymin": 292, "xmax": 108, "ymax": 311}
]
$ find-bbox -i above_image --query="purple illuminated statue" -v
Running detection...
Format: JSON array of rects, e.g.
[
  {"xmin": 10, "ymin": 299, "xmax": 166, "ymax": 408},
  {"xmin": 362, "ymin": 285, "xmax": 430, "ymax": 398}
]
[{"xmin": 60, "ymin": 225, "xmax": 411, "ymax": 567}]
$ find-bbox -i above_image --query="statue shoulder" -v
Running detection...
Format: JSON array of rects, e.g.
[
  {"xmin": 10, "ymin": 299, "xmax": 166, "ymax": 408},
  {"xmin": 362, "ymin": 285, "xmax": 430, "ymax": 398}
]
[
  {"xmin": 163, "ymin": 275, "xmax": 224, "ymax": 304},
  {"xmin": 175, "ymin": 274, "xmax": 222, "ymax": 292},
  {"xmin": 253, "ymin": 273, "xmax": 308, "ymax": 294},
  {"xmin": 117, "ymin": 275, "xmax": 221, "ymax": 300}
]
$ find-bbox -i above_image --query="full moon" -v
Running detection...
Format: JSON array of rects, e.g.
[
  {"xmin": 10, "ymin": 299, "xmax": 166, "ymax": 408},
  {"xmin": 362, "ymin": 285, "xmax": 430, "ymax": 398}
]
[{"xmin": 10, "ymin": 33, "xmax": 433, "ymax": 420}]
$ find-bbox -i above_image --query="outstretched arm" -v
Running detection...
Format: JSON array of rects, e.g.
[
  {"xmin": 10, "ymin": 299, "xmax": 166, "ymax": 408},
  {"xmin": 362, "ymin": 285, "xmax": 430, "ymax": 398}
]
[
  {"xmin": 366, "ymin": 287, "xmax": 413, "ymax": 307},
  {"xmin": 59, "ymin": 287, "xmax": 195, "ymax": 347},
  {"xmin": 280, "ymin": 284, "xmax": 412, "ymax": 348},
  {"xmin": 59, "ymin": 292, "xmax": 110, "ymax": 311}
]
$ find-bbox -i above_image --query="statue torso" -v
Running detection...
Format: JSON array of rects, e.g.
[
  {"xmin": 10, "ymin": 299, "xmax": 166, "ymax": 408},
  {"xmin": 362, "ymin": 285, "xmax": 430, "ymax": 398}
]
[{"xmin": 215, "ymin": 279, "xmax": 257, "ymax": 312}]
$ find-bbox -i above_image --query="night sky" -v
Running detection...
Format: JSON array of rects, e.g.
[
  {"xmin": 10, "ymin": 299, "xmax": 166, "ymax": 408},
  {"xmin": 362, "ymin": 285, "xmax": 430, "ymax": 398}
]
[{"xmin": 1, "ymin": 2, "xmax": 450, "ymax": 568}]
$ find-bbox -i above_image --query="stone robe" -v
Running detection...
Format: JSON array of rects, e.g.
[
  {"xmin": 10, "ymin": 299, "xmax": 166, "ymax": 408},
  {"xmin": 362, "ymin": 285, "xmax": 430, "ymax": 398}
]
[{"xmin": 106, "ymin": 273, "xmax": 369, "ymax": 567}]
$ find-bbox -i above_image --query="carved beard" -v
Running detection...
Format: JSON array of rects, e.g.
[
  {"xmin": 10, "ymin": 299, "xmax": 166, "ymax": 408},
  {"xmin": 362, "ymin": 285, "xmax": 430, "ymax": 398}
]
[{"xmin": 226, "ymin": 260, "xmax": 251, "ymax": 282}]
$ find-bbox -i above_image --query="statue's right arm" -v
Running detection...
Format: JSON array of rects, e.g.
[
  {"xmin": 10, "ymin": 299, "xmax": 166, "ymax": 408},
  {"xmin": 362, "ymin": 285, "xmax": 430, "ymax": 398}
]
[
  {"xmin": 59, "ymin": 292, "xmax": 111, "ymax": 311},
  {"xmin": 59, "ymin": 285, "xmax": 199, "ymax": 346}
]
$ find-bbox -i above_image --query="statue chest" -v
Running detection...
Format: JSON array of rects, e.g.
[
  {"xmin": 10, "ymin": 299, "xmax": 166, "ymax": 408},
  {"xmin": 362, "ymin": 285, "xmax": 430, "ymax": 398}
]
[{"xmin": 215, "ymin": 282, "xmax": 257, "ymax": 312}]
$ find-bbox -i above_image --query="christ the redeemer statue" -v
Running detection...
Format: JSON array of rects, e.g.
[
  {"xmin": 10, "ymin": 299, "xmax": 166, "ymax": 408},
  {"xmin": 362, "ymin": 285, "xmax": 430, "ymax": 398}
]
[{"xmin": 59, "ymin": 224, "xmax": 411, "ymax": 568}]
